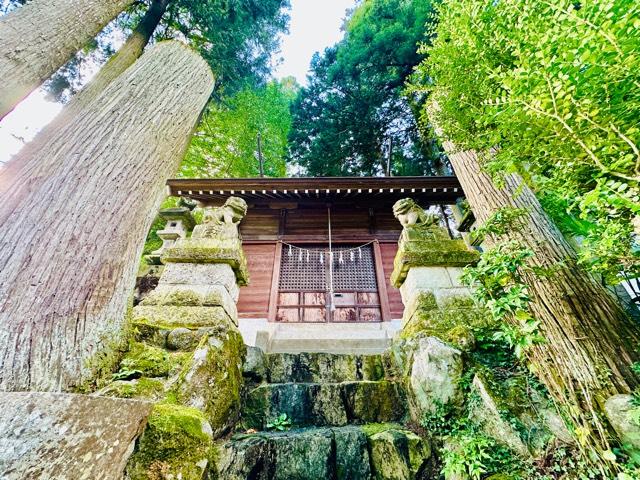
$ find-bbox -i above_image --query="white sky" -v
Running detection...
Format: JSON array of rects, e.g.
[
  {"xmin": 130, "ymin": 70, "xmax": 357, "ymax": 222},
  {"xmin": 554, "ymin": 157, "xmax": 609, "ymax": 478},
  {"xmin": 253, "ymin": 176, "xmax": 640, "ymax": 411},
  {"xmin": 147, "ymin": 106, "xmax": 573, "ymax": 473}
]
[
  {"xmin": 274, "ymin": 0, "xmax": 356, "ymax": 83},
  {"xmin": 0, "ymin": 0, "xmax": 355, "ymax": 164}
]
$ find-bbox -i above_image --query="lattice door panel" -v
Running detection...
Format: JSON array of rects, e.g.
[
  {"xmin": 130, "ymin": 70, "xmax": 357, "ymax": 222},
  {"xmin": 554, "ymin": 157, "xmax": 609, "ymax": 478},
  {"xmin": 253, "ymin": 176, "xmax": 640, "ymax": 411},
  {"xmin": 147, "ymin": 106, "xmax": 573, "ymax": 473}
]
[{"xmin": 276, "ymin": 244, "xmax": 381, "ymax": 323}]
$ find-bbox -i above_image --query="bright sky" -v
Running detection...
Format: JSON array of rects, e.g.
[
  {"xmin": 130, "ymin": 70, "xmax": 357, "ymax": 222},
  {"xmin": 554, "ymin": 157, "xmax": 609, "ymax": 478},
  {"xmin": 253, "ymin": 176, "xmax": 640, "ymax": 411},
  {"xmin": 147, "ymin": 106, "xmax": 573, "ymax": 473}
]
[
  {"xmin": 274, "ymin": 0, "xmax": 356, "ymax": 83},
  {"xmin": 0, "ymin": 0, "xmax": 355, "ymax": 164}
]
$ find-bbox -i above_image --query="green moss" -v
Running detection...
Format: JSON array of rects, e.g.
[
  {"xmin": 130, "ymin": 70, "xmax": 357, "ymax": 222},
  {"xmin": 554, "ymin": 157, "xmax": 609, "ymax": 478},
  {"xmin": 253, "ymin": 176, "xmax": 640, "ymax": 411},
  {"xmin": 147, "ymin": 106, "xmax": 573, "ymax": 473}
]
[
  {"xmin": 75, "ymin": 299, "xmax": 137, "ymax": 393},
  {"xmin": 161, "ymin": 238, "xmax": 249, "ymax": 286},
  {"xmin": 168, "ymin": 351, "xmax": 192, "ymax": 375},
  {"xmin": 400, "ymin": 293, "xmax": 492, "ymax": 345},
  {"xmin": 132, "ymin": 305, "xmax": 234, "ymax": 330},
  {"xmin": 99, "ymin": 377, "xmax": 165, "ymax": 399},
  {"xmin": 120, "ymin": 342, "xmax": 171, "ymax": 377},
  {"xmin": 143, "ymin": 289, "xmax": 203, "ymax": 307},
  {"xmin": 173, "ymin": 329, "xmax": 246, "ymax": 436},
  {"xmin": 126, "ymin": 403, "xmax": 213, "ymax": 480},
  {"xmin": 391, "ymin": 238, "xmax": 480, "ymax": 287},
  {"xmin": 361, "ymin": 423, "xmax": 404, "ymax": 436}
]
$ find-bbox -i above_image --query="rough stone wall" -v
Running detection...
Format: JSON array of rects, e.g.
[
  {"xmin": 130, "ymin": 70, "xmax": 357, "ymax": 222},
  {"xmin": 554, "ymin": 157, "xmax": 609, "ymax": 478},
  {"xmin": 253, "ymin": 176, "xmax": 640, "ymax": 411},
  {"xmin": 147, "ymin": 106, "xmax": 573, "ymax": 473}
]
[{"xmin": 95, "ymin": 198, "xmax": 250, "ymax": 479}]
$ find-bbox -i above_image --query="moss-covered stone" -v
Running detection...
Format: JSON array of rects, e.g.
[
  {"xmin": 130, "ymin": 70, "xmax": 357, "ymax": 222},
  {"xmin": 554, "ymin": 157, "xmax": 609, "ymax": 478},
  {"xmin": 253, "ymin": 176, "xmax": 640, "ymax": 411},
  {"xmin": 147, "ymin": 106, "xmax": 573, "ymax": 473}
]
[
  {"xmin": 366, "ymin": 427, "xmax": 432, "ymax": 480},
  {"xmin": 140, "ymin": 284, "xmax": 237, "ymax": 320},
  {"xmin": 267, "ymin": 352, "xmax": 386, "ymax": 384},
  {"xmin": 119, "ymin": 342, "xmax": 171, "ymax": 378},
  {"xmin": 243, "ymin": 381, "xmax": 406, "ymax": 430},
  {"xmin": 345, "ymin": 380, "xmax": 407, "ymax": 424},
  {"xmin": 604, "ymin": 394, "xmax": 640, "ymax": 462},
  {"xmin": 126, "ymin": 403, "xmax": 213, "ymax": 480},
  {"xmin": 173, "ymin": 328, "xmax": 246, "ymax": 437},
  {"xmin": 391, "ymin": 238, "xmax": 479, "ymax": 288},
  {"xmin": 400, "ymin": 292, "xmax": 492, "ymax": 345},
  {"xmin": 96, "ymin": 377, "xmax": 165, "ymax": 400},
  {"xmin": 162, "ymin": 238, "xmax": 249, "ymax": 286},
  {"xmin": 132, "ymin": 305, "xmax": 235, "ymax": 330}
]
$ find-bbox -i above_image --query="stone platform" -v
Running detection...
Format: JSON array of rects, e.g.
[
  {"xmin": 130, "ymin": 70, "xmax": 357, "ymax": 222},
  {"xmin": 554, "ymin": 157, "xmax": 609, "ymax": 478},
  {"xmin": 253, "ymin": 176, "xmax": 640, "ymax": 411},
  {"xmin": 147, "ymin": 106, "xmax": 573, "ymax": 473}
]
[{"xmin": 237, "ymin": 319, "xmax": 402, "ymax": 354}]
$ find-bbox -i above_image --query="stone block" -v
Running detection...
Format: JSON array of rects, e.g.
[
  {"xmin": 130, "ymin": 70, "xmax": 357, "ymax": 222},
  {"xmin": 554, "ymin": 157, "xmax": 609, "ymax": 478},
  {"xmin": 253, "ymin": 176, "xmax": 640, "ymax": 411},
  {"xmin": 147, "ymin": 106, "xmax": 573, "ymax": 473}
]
[
  {"xmin": 469, "ymin": 374, "xmax": 530, "ymax": 457},
  {"xmin": 214, "ymin": 426, "xmax": 371, "ymax": 480},
  {"xmin": 126, "ymin": 403, "xmax": 213, "ymax": 480},
  {"xmin": 445, "ymin": 267, "xmax": 467, "ymax": 287},
  {"xmin": 244, "ymin": 346, "xmax": 267, "ymax": 383},
  {"xmin": 159, "ymin": 263, "xmax": 239, "ymax": 301},
  {"xmin": 173, "ymin": 329, "xmax": 246, "ymax": 437},
  {"xmin": 243, "ymin": 381, "xmax": 406, "ymax": 429},
  {"xmin": 0, "ymin": 392, "xmax": 151, "ymax": 480},
  {"xmin": 267, "ymin": 352, "xmax": 385, "ymax": 384},
  {"xmin": 141, "ymin": 283, "xmax": 237, "ymax": 320},
  {"xmin": 162, "ymin": 237, "xmax": 249, "ymax": 286},
  {"xmin": 132, "ymin": 305, "xmax": 236, "ymax": 330},
  {"xmin": 409, "ymin": 337, "xmax": 464, "ymax": 419},
  {"xmin": 269, "ymin": 428, "xmax": 334, "ymax": 480},
  {"xmin": 332, "ymin": 426, "xmax": 371, "ymax": 480},
  {"xmin": 365, "ymin": 426, "xmax": 432, "ymax": 480},
  {"xmin": 391, "ymin": 238, "xmax": 479, "ymax": 288},
  {"xmin": 433, "ymin": 287, "xmax": 473, "ymax": 309},
  {"xmin": 400, "ymin": 267, "xmax": 453, "ymax": 305},
  {"xmin": 605, "ymin": 394, "xmax": 640, "ymax": 462}
]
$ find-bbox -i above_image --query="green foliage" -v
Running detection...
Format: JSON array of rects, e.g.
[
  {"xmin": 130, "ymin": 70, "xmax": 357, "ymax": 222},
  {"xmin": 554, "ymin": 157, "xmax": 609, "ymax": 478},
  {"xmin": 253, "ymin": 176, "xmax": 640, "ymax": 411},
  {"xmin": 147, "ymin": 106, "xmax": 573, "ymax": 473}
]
[
  {"xmin": 44, "ymin": 0, "xmax": 290, "ymax": 101},
  {"xmin": 471, "ymin": 207, "xmax": 528, "ymax": 243},
  {"xmin": 156, "ymin": 0, "xmax": 290, "ymax": 94},
  {"xmin": 288, "ymin": 0, "xmax": 444, "ymax": 176},
  {"xmin": 266, "ymin": 413, "xmax": 292, "ymax": 431},
  {"xmin": 462, "ymin": 240, "xmax": 544, "ymax": 359},
  {"xmin": 441, "ymin": 420, "xmax": 530, "ymax": 480},
  {"xmin": 180, "ymin": 79, "xmax": 296, "ymax": 178},
  {"xmin": 412, "ymin": 0, "xmax": 640, "ymax": 282}
]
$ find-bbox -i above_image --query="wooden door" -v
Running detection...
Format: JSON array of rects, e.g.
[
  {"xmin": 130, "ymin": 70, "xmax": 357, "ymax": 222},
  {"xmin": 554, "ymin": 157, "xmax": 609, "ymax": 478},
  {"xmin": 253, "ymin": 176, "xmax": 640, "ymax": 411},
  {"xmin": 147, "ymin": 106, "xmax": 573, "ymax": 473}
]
[{"xmin": 275, "ymin": 244, "xmax": 382, "ymax": 323}]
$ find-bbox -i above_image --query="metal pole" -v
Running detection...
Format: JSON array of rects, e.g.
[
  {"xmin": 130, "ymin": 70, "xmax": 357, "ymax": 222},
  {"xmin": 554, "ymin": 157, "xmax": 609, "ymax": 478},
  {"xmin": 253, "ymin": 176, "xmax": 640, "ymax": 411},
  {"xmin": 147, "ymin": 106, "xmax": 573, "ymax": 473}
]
[
  {"xmin": 386, "ymin": 137, "xmax": 393, "ymax": 176},
  {"xmin": 327, "ymin": 206, "xmax": 335, "ymax": 312},
  {"xmin": 257, "ymin": 132, "xmax": 264, "ymax": 177}
]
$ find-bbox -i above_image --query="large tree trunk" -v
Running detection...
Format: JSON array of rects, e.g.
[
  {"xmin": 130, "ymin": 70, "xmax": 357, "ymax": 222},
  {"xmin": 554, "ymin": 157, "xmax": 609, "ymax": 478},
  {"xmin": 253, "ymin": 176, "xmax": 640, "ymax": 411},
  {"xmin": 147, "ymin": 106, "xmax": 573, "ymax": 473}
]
[
  {"xmin": 70, "ymin": 0, "xmax": 170, "ymax": 111},
  {"xmin": 445, "ymin": 143, "xmax": 640, "ymax": 461},
  {"xmin": 0, "ymin": 0, "xmax": 134, "ymax": 120},
  {"xmin": 0, "ymin": 40, "xmax": 214, "ymax": 392}
]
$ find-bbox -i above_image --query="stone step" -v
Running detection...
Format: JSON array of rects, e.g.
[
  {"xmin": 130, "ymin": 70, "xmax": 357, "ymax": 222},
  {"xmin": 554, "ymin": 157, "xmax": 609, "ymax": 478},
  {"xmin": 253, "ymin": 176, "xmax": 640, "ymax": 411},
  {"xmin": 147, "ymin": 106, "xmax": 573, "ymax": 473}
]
[
  {"xmin": 268, "ymin": 337, "xmax": 390, "ymax": 355},
  {"xmin": 213, "ymin": 424, "xmax": 433, "ymax": 480},
  {"xmin": 266, "ymin": 352, "xmax": 387, "ymax": 384},
  {"xmin": 243, "ymin": 381, "xmax": 407, "ymax": 430}
]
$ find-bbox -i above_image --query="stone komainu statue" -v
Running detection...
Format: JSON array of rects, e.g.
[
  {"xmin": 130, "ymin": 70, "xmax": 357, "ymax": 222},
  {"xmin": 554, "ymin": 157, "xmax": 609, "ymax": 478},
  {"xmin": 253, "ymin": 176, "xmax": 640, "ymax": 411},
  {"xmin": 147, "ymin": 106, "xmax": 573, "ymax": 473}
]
[
  {"xmin": 393, "ymin": 198, "xmax": 448, "ymax": 241},
  {"xmin": 192, "ymin": 196, "xmax": 248, "ymax": 242}
]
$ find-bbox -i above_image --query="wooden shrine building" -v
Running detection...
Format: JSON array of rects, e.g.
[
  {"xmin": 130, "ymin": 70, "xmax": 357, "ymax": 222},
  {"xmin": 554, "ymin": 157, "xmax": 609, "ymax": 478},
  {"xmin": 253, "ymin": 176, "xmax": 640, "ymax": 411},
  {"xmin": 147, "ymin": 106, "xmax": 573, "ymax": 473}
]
[{"xmin": 166, "ymin": 176, "xmax": 464, "ymax": 325}]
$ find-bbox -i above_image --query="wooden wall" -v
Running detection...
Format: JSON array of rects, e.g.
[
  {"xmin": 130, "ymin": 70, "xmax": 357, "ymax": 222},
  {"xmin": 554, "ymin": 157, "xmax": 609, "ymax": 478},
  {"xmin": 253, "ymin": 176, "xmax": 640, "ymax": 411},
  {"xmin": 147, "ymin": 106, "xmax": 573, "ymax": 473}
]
[
  {"xmin": 237, "ymin": 242, "xmax": 277, "ymax": 318},
  {"xmin": 237, "ymin": 201, "xmax": 404, "ymax": 320},
  {"xmin": 378, "ymin": 242, "xmax": 403, "ymax": 319}
]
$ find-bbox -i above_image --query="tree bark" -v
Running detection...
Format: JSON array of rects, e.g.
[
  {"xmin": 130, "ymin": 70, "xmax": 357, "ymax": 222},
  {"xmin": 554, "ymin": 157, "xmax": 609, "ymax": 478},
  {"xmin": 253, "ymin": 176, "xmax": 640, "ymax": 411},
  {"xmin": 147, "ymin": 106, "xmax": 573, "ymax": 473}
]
[
  {"xmin": 0, "ymin": 40, "xmax": 214, "ymax": 392},
  {"xmin": 0, "ymin": 0, "xmax": 134, "ymax": 120},
  {"xmin": 70, "ymin": 0, "xmax": 170, "ymax": 111},
  {"xmin": 445, "ymin": 142, "xmax": 640, "ymax": 457}
]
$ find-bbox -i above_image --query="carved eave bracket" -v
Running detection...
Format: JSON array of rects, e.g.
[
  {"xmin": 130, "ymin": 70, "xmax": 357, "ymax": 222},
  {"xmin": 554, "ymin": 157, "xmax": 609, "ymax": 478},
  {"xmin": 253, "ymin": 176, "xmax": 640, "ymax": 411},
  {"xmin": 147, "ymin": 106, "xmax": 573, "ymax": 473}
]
[{"xmin": 390, "ymin": 198, "xmax": 479, "ymax": 288}]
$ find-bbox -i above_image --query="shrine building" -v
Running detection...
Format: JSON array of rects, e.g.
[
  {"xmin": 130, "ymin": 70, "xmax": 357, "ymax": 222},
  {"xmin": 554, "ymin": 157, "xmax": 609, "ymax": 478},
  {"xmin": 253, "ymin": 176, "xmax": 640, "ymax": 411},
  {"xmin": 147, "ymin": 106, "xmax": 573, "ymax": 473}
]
[{"xmin": 154, "ymin": 175, "xmax": 471, "ymax": 353}]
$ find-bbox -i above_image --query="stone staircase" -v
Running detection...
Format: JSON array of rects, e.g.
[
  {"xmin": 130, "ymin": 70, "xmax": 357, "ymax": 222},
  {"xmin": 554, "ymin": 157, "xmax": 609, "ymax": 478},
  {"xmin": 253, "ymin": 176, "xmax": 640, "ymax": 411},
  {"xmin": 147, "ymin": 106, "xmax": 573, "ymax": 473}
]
[{"xmin": 212, "ymin": 351, "xmax": 436, "ymax": 480}]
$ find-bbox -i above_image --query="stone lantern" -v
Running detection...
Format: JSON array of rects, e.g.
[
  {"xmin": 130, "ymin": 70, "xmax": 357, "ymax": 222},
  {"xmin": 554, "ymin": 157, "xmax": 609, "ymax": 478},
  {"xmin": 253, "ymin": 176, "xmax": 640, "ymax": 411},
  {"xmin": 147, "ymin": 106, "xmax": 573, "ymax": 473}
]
[{"xmin": 144, "ymin": 207, "xmax": 195, "ymax": 265}]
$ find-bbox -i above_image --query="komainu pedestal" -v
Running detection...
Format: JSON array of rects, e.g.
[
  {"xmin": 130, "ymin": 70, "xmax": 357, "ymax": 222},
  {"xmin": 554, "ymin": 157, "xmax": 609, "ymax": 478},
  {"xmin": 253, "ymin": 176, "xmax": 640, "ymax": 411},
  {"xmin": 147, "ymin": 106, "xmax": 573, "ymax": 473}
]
[
  {"xmin": 106, "ymin": 197, "xmax": 250, "ymax": 479},
  {"xmin": 390, "ymin": 199, "xmax": 481, "ymax": 334}
]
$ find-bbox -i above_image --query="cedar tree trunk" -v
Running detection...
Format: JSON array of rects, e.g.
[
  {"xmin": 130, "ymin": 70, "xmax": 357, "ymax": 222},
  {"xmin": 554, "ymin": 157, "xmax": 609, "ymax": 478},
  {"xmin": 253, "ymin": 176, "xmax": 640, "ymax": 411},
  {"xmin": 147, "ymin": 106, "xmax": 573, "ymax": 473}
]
[
  {"xmin": 70, "ymin": 0, "xmax": 170, "ymax": 111},
  {"xmin": 0, "ymin": 0, "xmax": 134, "ymax": 119},
  {"xmin": 445, "ymin": 143, "xmax": 640, "ymax": 459},
  {"xmin": 0, "ymin": 40, "xmax": 214, "ymax": 392}
]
